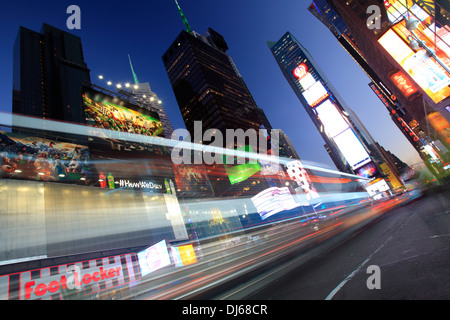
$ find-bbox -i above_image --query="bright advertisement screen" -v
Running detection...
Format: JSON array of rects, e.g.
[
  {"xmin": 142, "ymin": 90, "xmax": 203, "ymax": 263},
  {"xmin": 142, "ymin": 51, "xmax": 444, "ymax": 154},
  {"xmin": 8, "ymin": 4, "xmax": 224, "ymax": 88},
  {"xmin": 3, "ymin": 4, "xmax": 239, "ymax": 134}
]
[
  {"xmin": 170, "ymin": 244, "xmax": 197, "ymax": 267},
  {"xmin": 223, "ymin": 145, "xmax": 261, "ymax": 185},
  {"xmin": 379, "ymin": 28, "xmax": 450, "ymax": 103},
  {"xmin": 427, "ymin": 111, "xmax": 450, "ymax": 145},
  {"xmin": 82, "ymin": 87, "xmax": 164, "ymax": 137},
  {"xmin": 299, "ymin": 73, "xmax": 316, "ymax": 90},
  {"xmin": 354, "ymin": 161, "xmax": 378, "ymax": 178},
  {"xmin": 137, "ymin": 239, "xmax": 171, "ymax": 276},
  {"xmin": 302, "ymin": 81, "xmax": 329, "ymax": 107},
  {"xmin": 0, "ymin": 131, "xmax": 93, "ymax": 182},
  {"xmin": 251, "ymin": 187, "xmax": 300, "ymax": 220},
  {"xmin": 333, "ymin": 128, "xmax": 371, "ymax": 169},
  {"xmin": 315, "ymin": 99, "xmax": 349, "ymax": 138}
]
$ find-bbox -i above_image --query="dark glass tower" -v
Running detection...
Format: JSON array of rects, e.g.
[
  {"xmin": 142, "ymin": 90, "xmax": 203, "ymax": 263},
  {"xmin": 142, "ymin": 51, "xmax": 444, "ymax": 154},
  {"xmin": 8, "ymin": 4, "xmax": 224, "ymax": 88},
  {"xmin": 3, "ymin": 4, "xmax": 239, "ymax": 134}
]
[
  {"xmin": 162, "ymin": 27, "xmax": 271, "ymax": 145},
  {"xmin": 13, "ymin": 23, "xmax": 91, "ymax": 124}
]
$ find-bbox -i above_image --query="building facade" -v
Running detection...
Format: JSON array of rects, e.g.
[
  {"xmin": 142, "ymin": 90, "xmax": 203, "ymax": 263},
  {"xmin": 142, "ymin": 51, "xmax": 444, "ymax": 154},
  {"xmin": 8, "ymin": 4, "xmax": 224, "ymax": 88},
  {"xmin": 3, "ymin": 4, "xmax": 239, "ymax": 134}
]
[
  {"xmin": 321, "ymin": 0, "xmax": 450, "ymax": 180},
  {"xmin": 13, "ymin": 23, "xmax": 91, "ymax": 124},
  {"xmin": 268, "ymin": 31, "xmax": 399, "ymax": 187},
  {"xmin": 162, "ymin": 28, "xmax": 271, "ymax": 148}
]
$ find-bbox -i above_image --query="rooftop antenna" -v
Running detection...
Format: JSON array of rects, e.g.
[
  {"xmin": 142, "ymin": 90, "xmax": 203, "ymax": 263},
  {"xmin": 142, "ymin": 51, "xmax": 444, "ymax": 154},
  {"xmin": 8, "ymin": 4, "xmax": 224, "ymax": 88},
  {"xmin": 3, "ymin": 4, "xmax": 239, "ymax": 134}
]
[
  {"xmin": 174, "ymin": 0, "xmax": 192, "ymax": 34},
  {"xmin": 128, "ymin": 54, "xmax": 139, "ymax": 84}
]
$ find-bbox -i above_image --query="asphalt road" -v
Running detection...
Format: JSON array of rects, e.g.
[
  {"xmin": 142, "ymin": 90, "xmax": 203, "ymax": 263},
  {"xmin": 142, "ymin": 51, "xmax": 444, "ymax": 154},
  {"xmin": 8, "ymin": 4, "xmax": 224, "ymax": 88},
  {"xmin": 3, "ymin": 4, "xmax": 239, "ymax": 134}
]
[{"xmin": 245, "ymin": 190, "xmax": 450, "ymax": 300}]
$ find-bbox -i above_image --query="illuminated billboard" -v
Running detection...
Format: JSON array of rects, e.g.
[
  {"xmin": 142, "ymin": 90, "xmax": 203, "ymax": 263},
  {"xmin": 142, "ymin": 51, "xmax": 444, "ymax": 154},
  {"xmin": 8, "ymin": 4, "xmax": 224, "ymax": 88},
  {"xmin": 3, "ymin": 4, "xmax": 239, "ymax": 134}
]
[
  {"xmin": 354, "ymin": 161, "xmax": 379, "ymax": 179},
  {"xmin": 0, "ymin": 253, "xmax": 140, "ymax": 300},
  {"xmin": 315, "ymin": 99, "xmax": 349, "ymax": 138},
  {"xmin": 385, "ymin": 0, "xmax": 435, "ymax": 25},
  {"xmin": 285, "ymin": 160, "xmax": 320, "ymax": 201},
  {"xmin": 299, "ymin": 72, "xmax": 316, "ymax": 90},
  {"xmin": 378, "ymin": 26, "xmax": 450, "ymax": 103},
  {"xmin": 171, "ymin": 244, "xmax": 197, "ymax": 267},
  {"xmin": 427, "ymin": 111, "xmax": 450, "ymax": 145},
  {"xmin": 389, "ymin": 70, "xmax": 420, "ymax": 100},
  {"xmin": 333, "ymin": 128, "xmax": 371, "ymax": 170},
  {"xmin": 379, "ymin": 162, "xmax": 404, "ymax": 189},
  {"xmin": 302, "ymin": 80, "xmax": 329, "ymax": 107},
  {"xmin": 251, "ymin": 187, "xmax": 300, "ymax": 220},
  {"xmin": 0, "ymin": 131, "xmax": 93, "ymax": 182},
  {"xmin": 293, "ymin": 63, "xmax": 308, "ymax": 80},
  {"xmin": 137, "ymin": 239, "xmax": 172, "ymax": 276},
  {"xmin": 223, "ymin": 145, "xmax": 261, "ymax": 185},
  {"xmin": 173, "ymin": 164, "xmax": 213, "ymax": 193},
  {"xmin": 82, "ymin": 86, "xmax": 163, "ymax": 137}
]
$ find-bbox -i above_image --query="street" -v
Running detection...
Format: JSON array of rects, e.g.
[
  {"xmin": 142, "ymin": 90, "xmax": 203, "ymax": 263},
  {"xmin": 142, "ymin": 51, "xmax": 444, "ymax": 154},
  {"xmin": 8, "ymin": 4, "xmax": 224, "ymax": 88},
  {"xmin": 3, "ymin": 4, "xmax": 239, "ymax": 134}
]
[{"xmin": 244, "ymin": 189, "xmax": 450, "ymax": 300}]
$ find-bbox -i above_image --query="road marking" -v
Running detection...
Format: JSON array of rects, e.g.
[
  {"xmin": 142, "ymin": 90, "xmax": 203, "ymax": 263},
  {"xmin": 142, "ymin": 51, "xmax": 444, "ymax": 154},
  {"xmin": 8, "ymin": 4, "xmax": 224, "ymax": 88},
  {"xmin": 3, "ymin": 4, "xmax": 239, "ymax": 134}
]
[
  {"xmin": 430, "ymin": 233, "xmax": 450, "ymax": 239},
  {"xmin": 325, "ymin": 236, "xmax": 392, "ymax": 300}
]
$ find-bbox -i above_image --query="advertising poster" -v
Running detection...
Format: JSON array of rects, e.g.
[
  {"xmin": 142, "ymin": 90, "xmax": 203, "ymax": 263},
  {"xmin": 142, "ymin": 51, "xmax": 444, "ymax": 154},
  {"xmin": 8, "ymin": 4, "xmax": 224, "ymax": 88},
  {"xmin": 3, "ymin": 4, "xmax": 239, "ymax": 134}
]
[
  {"xmin": 0, "ymin": 253, "xmax": 140, "ymax": 300},
  {"xmin": 137, "ymin": 240, "xmax": 172, "ymax": 277},
  {"xmin": 0, "ymin": 131, "xmax": 92, "ymax": 182},
  {"xmin": 223, "ymin": 145, "xmax": 261, "ymax": 185},
  {"xmin": 379, "ymin": 24, "xmax": 450, "ymax": 104},
  {"xmin": 173, "ymin": 164, "xmax": 212, "ymax": 193},
  {"xmin": 427, "ymin": 112, "xmax": 450, "ymax": 145},
  {"xmin": 285, "ymin": 160, "xmax": 320, "ymax": 201},
  {"xmin": 171, "ymin": 244, "xmax": 197, "ymax": 267},
  {"xmin": 333, "ymin": 128, "xmax": 371, "ymax": 170},
  {"xmin": 251, "ymin": 187, "xmax": 300, "ymax": 220},
  {"xmin": 82, "ymin": 86, "xmax": 163, "ymax": 137},
  {"xmin": 379, "ymin": 162, "xmax": 403, "ymax": 189},
  {"xmin": 354, "ymin": 162, "xmax": 379, "ymax": 179}
]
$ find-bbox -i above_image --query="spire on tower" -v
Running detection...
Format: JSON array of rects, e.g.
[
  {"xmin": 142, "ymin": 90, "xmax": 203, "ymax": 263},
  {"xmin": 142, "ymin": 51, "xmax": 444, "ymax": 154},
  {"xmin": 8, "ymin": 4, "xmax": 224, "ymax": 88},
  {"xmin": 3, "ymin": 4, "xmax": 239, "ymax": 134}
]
[
  {"xmin": 128, "ymin": 54, "xmax": 139, "ymax": 84},
  {"xmin": 174, "ymin": 0, "xmax": 192, "ymax": 34}
]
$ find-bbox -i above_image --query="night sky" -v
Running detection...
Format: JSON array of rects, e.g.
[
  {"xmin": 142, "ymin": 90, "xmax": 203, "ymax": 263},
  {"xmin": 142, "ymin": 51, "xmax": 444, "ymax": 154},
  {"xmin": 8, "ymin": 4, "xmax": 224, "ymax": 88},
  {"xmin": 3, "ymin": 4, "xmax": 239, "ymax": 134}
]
[{"xmin": 0, "ymin": 0, "xmax": 423, "ymax": 168}]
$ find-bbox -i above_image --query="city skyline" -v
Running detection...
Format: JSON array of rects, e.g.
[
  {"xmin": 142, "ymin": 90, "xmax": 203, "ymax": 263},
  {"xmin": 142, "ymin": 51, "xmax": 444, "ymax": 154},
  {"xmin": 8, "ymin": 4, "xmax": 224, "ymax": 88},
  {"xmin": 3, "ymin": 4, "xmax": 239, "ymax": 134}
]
[{"xmin": 0, "ymin": 0, "xmax": 423, "ymax": 168}]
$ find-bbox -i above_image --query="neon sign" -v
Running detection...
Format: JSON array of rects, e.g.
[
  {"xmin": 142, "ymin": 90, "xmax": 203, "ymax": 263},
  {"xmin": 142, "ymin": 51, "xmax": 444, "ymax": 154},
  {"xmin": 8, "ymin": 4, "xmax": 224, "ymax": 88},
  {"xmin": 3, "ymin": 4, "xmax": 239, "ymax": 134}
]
[
  {"xmin": 389, "ymin": 70, "xmax": 419, "ymax": 100},
  {"xmin": 293, "ymin": 63, "xmax": 308, "ymax": 80}
]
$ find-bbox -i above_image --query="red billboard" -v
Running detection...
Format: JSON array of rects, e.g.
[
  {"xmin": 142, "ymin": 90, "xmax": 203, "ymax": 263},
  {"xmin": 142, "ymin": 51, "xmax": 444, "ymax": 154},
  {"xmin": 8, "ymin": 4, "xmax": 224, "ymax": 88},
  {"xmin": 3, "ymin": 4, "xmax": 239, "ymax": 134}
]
[
  {"xmin": 389, "ymin": 69, "xmax": 420, "ymax": 100},
  {"xmin": 0, "ymin": 253, "xmax": 140, "ymax": 300}
]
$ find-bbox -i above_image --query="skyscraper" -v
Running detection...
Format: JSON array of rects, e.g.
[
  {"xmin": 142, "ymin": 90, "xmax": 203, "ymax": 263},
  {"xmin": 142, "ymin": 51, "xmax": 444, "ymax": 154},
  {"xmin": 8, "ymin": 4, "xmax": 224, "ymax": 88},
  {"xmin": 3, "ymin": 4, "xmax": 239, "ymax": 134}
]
[
  {"xmin": 163, "ymin": 1, "xmax": 287, "ymax": 199},
  {"xmin": 124, "ymin": 56, "xmax": 175, "ymax": 139},
  {"xmin": 268, "ymin": 31, "xmax": 399, "ymax": 187},
  {"xmin": 13, "ymin": 23, "xmax": 91, "ymax": 124},
  {"xmin": 162, "ymin": 4, "xmax": 272, "ymax": 148}
]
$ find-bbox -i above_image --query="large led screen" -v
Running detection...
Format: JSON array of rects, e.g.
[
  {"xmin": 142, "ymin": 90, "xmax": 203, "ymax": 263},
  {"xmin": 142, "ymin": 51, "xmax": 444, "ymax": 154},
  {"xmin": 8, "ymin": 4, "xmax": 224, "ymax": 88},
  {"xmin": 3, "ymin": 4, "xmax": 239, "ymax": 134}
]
[
  {"xmin": 301, "ymin": 81, "xmax": 329, "ymax": 107},
  {"xmin": 223, "ymin": 145, "xmax": 261, "ymax": 185},
  {"xmin": 379, "ymin": 28, "xmax": 450, "ymax": 103},
  {"xmin": 0, "ymin": 131, "xmax": 93, "ymax": 182},
  {"xmin": 251, "ymin": 187, "xmax": 299, "ymax": 220},
  {"xmin": 315, "ymin": 100, "xmax": 349, "ymax": 138},
  {"xmin": 137, "ymin": 239, "xmax": 171, "ymax": 276},
  {"xmin": 170, "ymin": 244, "xmax": 197, "ymax": 267},
  {"xmin": 299, "ymin": 73, "xmax": 316, "ymax": 91},
  {"xmin": 333, "ymin": 128, "xmax": 371, "ymax": 170},
  {"xmin": 82, "ymin": 87, "xmax": 164, "ymax": 137},
  {"xmin": 354, "ymin": 161, "xmax": 378, "ymax": 178}
]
